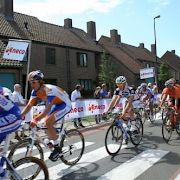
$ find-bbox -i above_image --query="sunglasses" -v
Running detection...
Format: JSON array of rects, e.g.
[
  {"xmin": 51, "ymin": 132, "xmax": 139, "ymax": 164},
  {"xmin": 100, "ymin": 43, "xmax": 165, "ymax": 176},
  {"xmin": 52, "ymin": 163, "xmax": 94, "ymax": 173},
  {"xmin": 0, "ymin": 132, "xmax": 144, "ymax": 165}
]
[{"xmin": 30, "ymin": 80, "xmax": 39, "ymax": 84}]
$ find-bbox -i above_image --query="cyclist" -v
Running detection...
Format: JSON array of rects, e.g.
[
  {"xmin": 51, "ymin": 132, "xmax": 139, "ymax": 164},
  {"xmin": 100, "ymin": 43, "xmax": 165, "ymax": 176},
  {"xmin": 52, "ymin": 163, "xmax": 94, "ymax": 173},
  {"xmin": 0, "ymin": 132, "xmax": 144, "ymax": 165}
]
[
  {"xmin": 0, "ymin": 85, "xmax": 21, "ymax": 142},
  {"xmin": 105, "ymin": 76, "xmax": 136, "ymax": 144},
  {"xmin": 0, "ymin": 85, "xmax": 21, "ymax": 177},
  {"xmin": 21, "ymin": 70, "xmax": 72, "ymax": 161},
  {"xmin": 159, "ymin": 79, "xmax": 180, "ymax": 125},
  {"xmin": 136, "ymin": 83, "xmax": 154, "ymax": 120}
]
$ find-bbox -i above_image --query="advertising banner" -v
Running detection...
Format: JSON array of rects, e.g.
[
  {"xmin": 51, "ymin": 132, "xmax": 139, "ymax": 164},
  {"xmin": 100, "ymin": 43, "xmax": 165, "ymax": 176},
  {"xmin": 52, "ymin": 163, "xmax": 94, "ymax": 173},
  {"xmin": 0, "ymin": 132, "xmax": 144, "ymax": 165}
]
[
  {"xmin": 140, "ymin": 67, "xmax": 155, "ymax": 79},
  {"xmin": 3, "ymin": 40, "xmax": 29, "ymax": 61}
]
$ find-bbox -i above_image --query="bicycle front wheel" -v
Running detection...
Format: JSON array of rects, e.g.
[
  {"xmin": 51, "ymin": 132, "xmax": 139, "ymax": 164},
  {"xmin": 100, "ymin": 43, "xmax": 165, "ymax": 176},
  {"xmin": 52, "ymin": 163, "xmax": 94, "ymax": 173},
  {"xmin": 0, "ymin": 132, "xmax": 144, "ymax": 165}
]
[
  {"xmin": 8, "ymin": 138, "xmax": 44, "ymax": 176},
  {"xmin": 162, "ymin": 116, "xmax": 173, "ymax": 143},
  {"xmin": 8, "ymin": 157, "xmax": 49, "ymax": 180},
  {"xmin": 130, "ymin": 118, "xmax": 143, "ymax": 146},
  {"xmin": 59, "ymin": 129, "xmax": 85, "ymax": 166},
  {"xmin": 105, "ymin": 123, "xmax": 123, "ymax": 156}
]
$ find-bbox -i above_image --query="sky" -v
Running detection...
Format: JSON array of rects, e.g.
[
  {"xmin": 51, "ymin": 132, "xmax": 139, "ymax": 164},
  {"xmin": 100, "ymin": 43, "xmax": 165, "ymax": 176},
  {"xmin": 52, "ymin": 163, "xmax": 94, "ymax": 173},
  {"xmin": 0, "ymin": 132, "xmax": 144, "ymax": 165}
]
[{"xmin": 14, "ymin": 0, "xmax": 180, "ymax": 57}]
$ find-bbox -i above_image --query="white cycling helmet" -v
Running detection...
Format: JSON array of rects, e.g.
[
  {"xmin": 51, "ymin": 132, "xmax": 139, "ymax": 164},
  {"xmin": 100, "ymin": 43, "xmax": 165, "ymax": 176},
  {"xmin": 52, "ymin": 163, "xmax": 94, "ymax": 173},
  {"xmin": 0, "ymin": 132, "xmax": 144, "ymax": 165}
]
[
  {"xmin": 164, "ymin": 79, "xmax": 174, "ymax": 87},
  {"xmin": 140, "ymin": 83, "xmax": 147, "ymax": 88},
  {"xmin": 27, "ymin": 70, "xmax": 44, "ymax": 81},
  {"xmin": 115, "ymin": 76, "xmax": 127, "ymax": 84}
]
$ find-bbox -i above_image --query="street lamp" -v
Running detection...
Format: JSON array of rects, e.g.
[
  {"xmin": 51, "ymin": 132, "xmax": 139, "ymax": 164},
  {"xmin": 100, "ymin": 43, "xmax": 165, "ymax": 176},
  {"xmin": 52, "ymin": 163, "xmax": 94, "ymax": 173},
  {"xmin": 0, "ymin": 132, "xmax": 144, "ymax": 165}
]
[{"xmin": 153, "ymin": 15, "xmax": 160, "ymax": 86}]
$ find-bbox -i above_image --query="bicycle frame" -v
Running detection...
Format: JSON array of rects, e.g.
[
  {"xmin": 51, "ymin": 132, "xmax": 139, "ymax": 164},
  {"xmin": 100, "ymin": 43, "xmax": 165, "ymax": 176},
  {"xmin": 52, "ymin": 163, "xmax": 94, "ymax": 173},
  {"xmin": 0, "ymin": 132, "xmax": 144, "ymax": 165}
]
[
  {"xmin": 26, "ymin": 118, "xmax": 67, "ymax": 156},
  {"xmin": 0, "ymin": 135, "xmax": 22, "ymax": 180}
]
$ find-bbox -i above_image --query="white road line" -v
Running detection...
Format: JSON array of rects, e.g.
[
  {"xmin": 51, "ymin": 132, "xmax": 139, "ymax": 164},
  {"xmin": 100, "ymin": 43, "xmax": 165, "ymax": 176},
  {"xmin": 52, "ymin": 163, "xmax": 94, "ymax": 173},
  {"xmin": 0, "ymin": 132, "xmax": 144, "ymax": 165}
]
[
  {"xmin": 39, "ymin": 144, "xmax": 127, "ymax": 179},
  {"xmin": 97, "ymin": 149, "xmax": 169, "ymax": 180}
]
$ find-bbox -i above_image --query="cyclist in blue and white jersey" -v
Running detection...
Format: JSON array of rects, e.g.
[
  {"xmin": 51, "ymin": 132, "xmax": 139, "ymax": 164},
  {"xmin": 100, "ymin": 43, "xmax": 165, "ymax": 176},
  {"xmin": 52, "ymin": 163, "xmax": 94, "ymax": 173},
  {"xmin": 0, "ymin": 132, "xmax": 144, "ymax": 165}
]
[
  {"xmin": 105, "ymin": 76, "xmax": 136, "ymax": 144},
  {"xmin": 136, "ymin": 83, "xmax": 154, "ymax": 119},
  {"xmin": 0, "ymin": 85, "xmax": 21, "ymax": 144}
]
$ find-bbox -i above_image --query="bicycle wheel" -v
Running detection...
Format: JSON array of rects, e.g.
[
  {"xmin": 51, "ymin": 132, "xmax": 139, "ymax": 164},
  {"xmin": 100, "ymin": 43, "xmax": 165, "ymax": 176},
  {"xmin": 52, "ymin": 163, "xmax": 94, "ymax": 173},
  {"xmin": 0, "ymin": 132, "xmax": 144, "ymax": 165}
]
[
  {"xmin": 162, "ymin": 116, "xmax": 173, "ymax": 143},
  {"xmin": 130, "ymin": 118, "xmax": 143, "ymax": 146},
  {"xmin": 59, "ymin": 129, "xmax": 85, "ymax": 165},
  {"xmin": 8, "ymin": 138, "xmax": 44, "ymax": 164},
  {"xmin": 105, "ymin": 123, "xmax": 123, "ymax": 156},
  {"xmin": 8, "ymin": 157, "xmax": 49, "ymax": 180}
]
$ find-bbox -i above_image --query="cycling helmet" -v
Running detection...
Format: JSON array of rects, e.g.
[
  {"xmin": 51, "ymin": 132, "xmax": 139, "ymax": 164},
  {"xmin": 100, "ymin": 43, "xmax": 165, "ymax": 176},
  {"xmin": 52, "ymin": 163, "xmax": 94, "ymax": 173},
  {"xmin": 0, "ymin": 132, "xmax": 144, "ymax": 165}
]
[
  {"xmin": 148, "ymin": 83, "xmax": 152, "ymax": 87},
  {"xmin": 140, "ymin": 83, "xmax": 147, "ymax": 88},
  {"xmin": 115, "ymin": 76, "xmax": 127, "ymax": 84},
  {"xmin": 27, "ymin": 70, "xmax": 44, "ymax": 81},
  {"xmin": 164, "ymin": 79, "xmax": 174, "ymax": 87}
]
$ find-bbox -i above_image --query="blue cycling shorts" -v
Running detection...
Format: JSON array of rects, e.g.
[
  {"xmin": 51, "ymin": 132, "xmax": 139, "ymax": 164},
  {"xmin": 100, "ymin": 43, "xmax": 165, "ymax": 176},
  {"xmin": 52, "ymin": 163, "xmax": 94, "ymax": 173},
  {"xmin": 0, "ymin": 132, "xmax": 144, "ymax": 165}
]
[{"xmin": 0, "ymin": 105, "xmax": 21, "ymax": 143}]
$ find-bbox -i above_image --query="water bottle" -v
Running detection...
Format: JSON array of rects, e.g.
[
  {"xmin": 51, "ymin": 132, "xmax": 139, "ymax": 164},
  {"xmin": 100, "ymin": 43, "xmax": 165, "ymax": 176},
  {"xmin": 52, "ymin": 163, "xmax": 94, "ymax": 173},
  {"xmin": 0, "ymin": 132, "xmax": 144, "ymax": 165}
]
[{"xmin": 43, "ymin": 139, "xmax": 54, "ymax": 149}]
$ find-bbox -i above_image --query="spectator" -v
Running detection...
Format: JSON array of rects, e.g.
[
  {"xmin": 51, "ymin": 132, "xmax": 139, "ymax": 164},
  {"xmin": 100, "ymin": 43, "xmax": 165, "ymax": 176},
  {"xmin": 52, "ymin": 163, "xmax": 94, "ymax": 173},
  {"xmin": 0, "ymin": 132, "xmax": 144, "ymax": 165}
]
[
  {"xmin": 12, "ymin": 84, "xmax": 26, "ymax": 106},
  {"xmin": 71, "ymin": 84, "xmax": 85, "ymax": 128},
  {"xmin": 100, "ymin": 83, "xmax": 111, "ymax": 98},
  {"xmin": 94, "ymin": 86, "xmax": 102, "ymax": 124}
]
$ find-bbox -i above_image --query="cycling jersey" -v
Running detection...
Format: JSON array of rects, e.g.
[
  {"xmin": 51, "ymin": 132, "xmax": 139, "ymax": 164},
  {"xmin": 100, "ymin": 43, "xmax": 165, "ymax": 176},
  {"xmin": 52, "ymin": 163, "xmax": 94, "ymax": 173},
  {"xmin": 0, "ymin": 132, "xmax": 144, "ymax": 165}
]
[
  {"xmin": 28, "ymin": 84, "xmax": 72, "ymax": 121},
  {"xmin": 114, "ymin": 83, "xmax": 135, "ymax": 98},
  {"xmin": 163, "ymin": 84, "xmax": 180, "ymax": 98},
  {"xmin": 0, "ymin": 86, "xmax": 21, "ymax": 143}
]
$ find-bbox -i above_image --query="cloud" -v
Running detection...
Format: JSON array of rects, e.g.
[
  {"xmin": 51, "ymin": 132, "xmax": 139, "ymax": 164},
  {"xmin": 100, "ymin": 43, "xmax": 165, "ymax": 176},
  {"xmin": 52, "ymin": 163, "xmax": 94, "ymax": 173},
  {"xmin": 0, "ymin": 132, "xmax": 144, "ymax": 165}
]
[
  {"xmin": 147, "ymin": 0, "xmax": 170, "ymax": 16},
  {"xmin": 14, "ymin": 0, "xmax": 123, "ymax": 21}
]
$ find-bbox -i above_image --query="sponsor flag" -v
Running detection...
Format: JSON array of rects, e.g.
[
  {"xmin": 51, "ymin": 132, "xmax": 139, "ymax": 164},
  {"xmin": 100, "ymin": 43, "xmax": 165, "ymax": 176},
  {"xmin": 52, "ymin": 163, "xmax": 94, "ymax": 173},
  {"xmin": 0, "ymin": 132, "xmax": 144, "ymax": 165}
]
[{"xmin": 3, "ymin": 40, "xmax": 29, "ymax": 61}]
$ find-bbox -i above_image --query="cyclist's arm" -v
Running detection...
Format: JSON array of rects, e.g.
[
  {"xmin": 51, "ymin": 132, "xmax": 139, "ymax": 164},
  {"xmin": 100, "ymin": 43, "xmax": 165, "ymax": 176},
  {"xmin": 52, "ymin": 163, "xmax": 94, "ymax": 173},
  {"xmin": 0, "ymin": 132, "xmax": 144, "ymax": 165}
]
[
  {"xmin": 159, "ymin": 94, "xmax": 168, "ymax": 108},
  {"xmin": 122, "ymin": 95, "xmax": 133, "ymax": 115},
  {"xmin": 21, "ymin": 97, "xmax": 36, "ymax": 116},
  {"xmin": 106, "ymin": 95, "xmax": 120, "ymax": 113},
  {"xmin": 35, "ymin": 103, "xmax": 52, "ymax": 121}
]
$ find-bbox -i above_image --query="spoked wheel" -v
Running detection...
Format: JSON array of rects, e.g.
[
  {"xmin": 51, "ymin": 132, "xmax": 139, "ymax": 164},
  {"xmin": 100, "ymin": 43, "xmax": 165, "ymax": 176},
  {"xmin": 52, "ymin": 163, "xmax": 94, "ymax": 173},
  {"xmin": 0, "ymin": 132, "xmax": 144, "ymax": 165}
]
[
  {"xmin": 162, "ymin": 116, "xmax": 173, "ymax": 143},
  {"xmin": 8, "ymin": 138, "xmax": 44, "ymax": 176},
  {"xmin": 139, "ymin": 108, "xmax": 146, "ymax": 124},
  {"xmin": 130, "ymin": 118, "xmax": 143, "ymax": 146},
  {"xmin": 8, "ymin": 157, "xmax": 49, "ymax": 180},
  {"xmin": 59, "ymin": 129, "xmax": 85, "ymax": 165},
  {"xmin": 105, "ymin": 123, "xmax": 123, "ymax": 156}
]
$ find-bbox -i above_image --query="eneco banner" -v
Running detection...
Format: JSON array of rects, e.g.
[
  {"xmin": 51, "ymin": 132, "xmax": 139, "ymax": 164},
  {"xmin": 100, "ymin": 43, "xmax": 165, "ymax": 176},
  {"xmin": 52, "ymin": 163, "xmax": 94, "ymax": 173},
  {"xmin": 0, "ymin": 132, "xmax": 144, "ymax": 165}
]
[
  {"xmin": 22, "ymin": 95, "xmax": 161, "ymax": 122},
  {"xmin": 3, "ymin": 40, "xmax": 29, "ymax": 61}
]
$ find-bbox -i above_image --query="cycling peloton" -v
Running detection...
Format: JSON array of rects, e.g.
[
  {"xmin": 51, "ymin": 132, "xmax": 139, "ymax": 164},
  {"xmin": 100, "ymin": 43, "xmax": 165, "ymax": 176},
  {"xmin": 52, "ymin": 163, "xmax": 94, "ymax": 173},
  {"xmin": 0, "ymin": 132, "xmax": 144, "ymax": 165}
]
[
  {"xmin": 21, "ymin": 70, "xmax": 72, "ymax": 161},
  {"xmin": 136, "ymin": 83, "xmax": 154, "ymax": 120},
  {"xmin": 159, "ymin": 79, "xmax": 180, "ymax": 126},
  {"xmin": 105, "ymin": 76, "xmax": 136, "ymax": 144}
]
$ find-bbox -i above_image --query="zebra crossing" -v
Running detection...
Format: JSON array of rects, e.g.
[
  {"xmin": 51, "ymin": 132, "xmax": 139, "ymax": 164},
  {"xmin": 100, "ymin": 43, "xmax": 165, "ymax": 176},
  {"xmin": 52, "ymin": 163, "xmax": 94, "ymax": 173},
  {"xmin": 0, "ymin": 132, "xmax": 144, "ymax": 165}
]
[{"xmin": 11, "ymin": 139, "xmax": 174, "ymax": 180}]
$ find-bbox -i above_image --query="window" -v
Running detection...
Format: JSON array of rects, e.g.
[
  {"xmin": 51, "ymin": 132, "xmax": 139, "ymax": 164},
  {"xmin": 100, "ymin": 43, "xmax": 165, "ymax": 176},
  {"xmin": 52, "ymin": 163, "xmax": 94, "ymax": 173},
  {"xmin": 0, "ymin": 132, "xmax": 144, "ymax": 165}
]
[
  {"xmin": 79, "ymin": 79, "xmax": 92, "ymax": 90},
  {"xmin": 77, "ymin": 53, "xmax": 88, "ymax": 67},
  {"xmin": 46, "ymin": 48, "xmax": 56, "ymax": 64}
]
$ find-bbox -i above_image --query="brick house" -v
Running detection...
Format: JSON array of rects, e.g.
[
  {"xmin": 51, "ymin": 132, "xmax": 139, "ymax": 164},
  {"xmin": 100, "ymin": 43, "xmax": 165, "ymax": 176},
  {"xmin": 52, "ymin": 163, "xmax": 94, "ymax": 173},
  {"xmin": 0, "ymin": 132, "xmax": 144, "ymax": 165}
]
[
  {"xmin": 99, "ymin": 29, "xmax": 160, "ymax": 86},
  {"xmin": 0, "ymin": 0, "xmax": 102, "ymax": 97},
  {"xmin": 161, "ymin": 50, "xmax": 180, "ymax": 83}
]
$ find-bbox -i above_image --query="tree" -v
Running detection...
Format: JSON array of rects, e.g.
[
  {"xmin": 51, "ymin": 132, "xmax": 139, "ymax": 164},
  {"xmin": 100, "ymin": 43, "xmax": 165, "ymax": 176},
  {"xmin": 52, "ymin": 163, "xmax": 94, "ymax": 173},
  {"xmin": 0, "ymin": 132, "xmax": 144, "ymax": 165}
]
[
  {"xmin": 98, "ymin": 51, "xmax": 118, "ymax": 90},
  {"xmin": 158, "ymin": 63, "xmax": 172, "ymax": 88}
]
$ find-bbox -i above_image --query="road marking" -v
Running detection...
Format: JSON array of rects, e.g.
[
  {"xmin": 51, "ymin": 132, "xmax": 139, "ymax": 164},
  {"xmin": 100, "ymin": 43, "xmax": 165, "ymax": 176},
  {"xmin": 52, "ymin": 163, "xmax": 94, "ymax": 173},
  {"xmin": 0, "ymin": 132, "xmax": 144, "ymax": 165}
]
[
  {"xmin": 97, "ymin": 149, "xmax": 169, "ymax": 180},
  {"xmin": 39, "ymin": 144, "xmax": 127, "ymax": 179}
]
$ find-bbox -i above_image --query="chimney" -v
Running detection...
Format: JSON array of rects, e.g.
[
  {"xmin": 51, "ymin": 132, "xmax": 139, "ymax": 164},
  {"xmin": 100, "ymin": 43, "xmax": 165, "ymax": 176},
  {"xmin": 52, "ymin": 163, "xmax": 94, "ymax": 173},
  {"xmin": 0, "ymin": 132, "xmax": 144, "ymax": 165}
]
[
  {"xmin": 87, "ymin": 21, "xmax": 96, "ymax": 40},
  {"xmin": 118, "ymin": 35, "xmax": 121, "ymax": 44},
  {"xmin": 139, "ymin": 43, "xmax": 144, "ymax": 48},
  {"xmin": 171, "ymin": 50, "xmax": 175, "ymax": 54},
  {"xmin": 151, "ymin": 44, "xmax": 156, "ymax": 56},
  {"xmin": 0, "ymin": 0, "xmax": 14, "ymax": 21},
  {"xmin": 64, "ymin": 18, "xmax": 72, "ymax": 28},
  {"xmin": 110, "ymin": 29, "xmax": 119, "ymax": 44}
]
